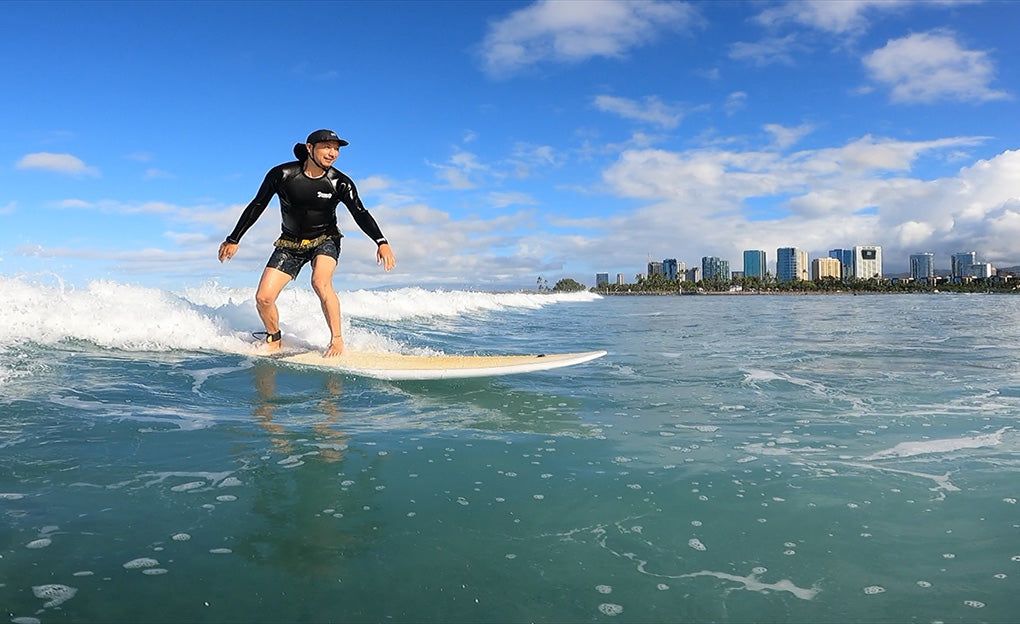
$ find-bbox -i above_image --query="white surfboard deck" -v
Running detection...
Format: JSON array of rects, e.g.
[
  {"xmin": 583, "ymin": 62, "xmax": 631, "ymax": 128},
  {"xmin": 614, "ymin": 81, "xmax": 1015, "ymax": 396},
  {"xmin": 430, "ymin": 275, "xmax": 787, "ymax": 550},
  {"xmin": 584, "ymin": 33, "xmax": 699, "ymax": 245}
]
[{"xmin": 272, "ymin": 349, "xmax": 608, "ymax": 381}]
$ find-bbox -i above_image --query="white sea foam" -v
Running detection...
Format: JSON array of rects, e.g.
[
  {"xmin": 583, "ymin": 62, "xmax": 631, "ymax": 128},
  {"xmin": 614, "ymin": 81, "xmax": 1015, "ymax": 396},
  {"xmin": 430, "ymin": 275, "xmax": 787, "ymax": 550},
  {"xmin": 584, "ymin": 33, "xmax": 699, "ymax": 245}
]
[
  {"xmin": 681, "ymin": 569, "xmax": 819, "ymax": 600},
  {"xmin": 32, "ymin": 583, "xmax": 77, "ymax": 608},
  {"xmin": 0, "ymin": 276, "xmax": 600, "ymax": 378},
  {"xmin": 865, "ymin": 428, "xmax": 1010, "ymax": 460}
]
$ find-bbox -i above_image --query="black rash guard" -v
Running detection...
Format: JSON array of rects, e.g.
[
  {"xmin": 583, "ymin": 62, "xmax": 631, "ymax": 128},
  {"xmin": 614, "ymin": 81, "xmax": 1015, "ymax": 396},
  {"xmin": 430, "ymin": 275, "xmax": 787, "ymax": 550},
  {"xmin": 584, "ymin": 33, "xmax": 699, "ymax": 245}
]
[{"xmin": 225, "ymin": 161, "xmax": 387, "ymax": 246}]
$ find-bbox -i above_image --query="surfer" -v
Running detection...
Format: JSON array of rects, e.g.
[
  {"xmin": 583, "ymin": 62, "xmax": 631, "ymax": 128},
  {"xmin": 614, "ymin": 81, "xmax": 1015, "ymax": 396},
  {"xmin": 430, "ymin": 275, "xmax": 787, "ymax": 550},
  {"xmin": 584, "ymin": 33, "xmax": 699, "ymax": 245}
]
[{"xmin": 218, "ymin": 129, "xmax": 396, "ymax": 357}]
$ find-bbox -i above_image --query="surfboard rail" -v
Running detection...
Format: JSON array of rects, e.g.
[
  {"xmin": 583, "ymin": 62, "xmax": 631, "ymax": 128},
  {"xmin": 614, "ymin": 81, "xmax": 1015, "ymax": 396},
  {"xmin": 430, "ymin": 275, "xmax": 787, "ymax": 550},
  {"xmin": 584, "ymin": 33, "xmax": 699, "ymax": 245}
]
[{"xmin": 274, "ymin": 349, "xmax": 608, "ymax": 380}]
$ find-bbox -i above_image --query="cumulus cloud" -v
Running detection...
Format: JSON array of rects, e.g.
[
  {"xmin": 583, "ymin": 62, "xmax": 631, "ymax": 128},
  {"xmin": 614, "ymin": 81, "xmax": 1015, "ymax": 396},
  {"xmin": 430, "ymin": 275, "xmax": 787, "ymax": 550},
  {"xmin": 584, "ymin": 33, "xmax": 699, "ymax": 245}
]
[
  {"xmin": 17, "ymin": 152, "xmax": 99, "ymax": 176},
  {"xmin": 864, "ymin": 31, "xmax": 1009, "ymax": 104},
  {"xmin": 480, "ymin": 0, "xmax": 701, "ymax": 77},
  {"xmin": 594, "ymin": 95, "xmax": 684, "ymax": 129},
  {"xmin": 593, "ymin": 135, "xmax": 1020, "ymax": 273}
]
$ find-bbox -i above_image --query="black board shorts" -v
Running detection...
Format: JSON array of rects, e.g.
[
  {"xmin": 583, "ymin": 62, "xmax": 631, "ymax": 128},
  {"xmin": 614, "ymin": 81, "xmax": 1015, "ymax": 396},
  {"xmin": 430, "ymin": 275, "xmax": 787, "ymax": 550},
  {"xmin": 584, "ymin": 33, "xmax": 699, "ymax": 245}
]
[{"xmin": 266, "ymin": 236, "xmax": 341, "ymax": 279}]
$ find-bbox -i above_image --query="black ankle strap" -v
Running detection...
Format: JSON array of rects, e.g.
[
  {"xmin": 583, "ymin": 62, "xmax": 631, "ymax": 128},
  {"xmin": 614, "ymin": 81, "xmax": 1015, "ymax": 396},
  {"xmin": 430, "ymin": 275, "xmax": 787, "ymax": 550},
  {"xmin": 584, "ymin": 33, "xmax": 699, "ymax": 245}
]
[{"xmin": 252, "ymin": 330, "xmax": 282, "ymax": 343}]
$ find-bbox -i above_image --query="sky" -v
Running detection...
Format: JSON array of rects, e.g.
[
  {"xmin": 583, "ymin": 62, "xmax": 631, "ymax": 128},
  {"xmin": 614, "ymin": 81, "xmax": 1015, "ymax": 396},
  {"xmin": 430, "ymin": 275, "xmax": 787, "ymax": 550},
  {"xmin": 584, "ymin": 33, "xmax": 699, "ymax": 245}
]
[{"xmin": 2, "ymin": 0, "xmax": 1019, "ymax": 290}]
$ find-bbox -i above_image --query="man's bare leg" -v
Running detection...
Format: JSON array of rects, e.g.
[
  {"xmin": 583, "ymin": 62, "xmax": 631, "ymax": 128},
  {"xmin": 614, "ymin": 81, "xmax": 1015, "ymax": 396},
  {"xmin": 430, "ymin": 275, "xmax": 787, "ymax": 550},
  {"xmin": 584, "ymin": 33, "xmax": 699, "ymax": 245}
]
[
  {"xmin": 311, "ymin": 255, "xmax": 344, "ymax": 357},
  {"xmin": 254, "ymin": 267, "xmax": 292, "ymax": 354}
]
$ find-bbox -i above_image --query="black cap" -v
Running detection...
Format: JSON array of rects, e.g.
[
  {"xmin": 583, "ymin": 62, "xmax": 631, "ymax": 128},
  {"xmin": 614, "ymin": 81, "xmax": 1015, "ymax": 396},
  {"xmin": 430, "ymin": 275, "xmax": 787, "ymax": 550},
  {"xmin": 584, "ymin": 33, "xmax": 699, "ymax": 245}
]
[{"xmin": 306, "ymin": 129, "xmax": 349, "ymax": 146}]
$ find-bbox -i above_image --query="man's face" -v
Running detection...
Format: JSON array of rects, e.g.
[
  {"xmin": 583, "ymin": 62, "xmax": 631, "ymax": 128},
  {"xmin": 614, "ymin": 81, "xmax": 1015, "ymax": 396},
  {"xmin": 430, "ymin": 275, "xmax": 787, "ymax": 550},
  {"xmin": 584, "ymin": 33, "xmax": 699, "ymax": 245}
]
[{"xmin": 309, "ymin": 140, "xmax": 341, "ymax": 167}]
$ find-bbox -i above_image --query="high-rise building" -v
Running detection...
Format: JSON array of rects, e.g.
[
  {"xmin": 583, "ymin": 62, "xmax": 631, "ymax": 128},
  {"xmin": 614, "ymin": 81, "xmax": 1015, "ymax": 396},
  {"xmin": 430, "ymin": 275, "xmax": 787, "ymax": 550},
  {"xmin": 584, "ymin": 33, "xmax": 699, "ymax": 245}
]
[
  {"xmin": 829, "ymin": 249, "xmax": 853, "ymax": 280},
  {"xmin": 811, "ymin": 257, "xmax": 841, "ymax": 280},
  {"xmin": 663, "ymin": 258, "xmax": 679, "ymax": 281},
  {"xmin": 595, "ymin": 273, "xmax": 610, "ymax": 287},
  {"xmin": 616, "ymin": 273, "xmax": 626, "ymax": 285},
  {"xmin": 952, "ymin": 252, "xmax": 976, "ymax": 278},
  {"xmin": 776, "ymin": 247, "xmax": 807, "ymax": 282},
  {"xmin": 969, "ymin": 262, "xmax": 994, "ymax": 278},
  {"xmin": 702, "ymin": 256, "xmax": 730, "ymax": 282},
  {"xmin": 743, "ymin": 250, "xmax": 767, "ymax": 279},
  {"xmin": 648, "ymin": 261, "xmax": 664, "ymax": 277},
  {"xmin": 909, "ymin": 253, "xmax": 935, "ymax": 283},
  {"xmin": 686, "ymin": 267, "xmax": 701, "ymax": 282},
  {"xmin": 853, "ymin": 245, "xmax": 882, "ymax": 279}
]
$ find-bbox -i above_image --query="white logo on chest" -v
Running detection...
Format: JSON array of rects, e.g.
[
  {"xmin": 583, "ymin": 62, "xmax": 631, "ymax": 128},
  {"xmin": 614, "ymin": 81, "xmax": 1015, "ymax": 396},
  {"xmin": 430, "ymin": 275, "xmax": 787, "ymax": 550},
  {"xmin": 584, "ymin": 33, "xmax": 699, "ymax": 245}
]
[{"xmin": 317, "ymin": 191, "xmax": 332, "ymax": 199}]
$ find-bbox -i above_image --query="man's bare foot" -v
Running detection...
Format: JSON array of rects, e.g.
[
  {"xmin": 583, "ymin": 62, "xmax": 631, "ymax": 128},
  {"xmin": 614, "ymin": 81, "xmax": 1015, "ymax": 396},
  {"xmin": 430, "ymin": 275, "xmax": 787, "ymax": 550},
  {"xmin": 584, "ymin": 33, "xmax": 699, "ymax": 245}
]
[
  {"xmin": 255, "ymin": 339, "xmax": 282, "ymax": 356},
  {"xmin": 323, "ymin": 336, "xmax": 344, "ymax": 358}
]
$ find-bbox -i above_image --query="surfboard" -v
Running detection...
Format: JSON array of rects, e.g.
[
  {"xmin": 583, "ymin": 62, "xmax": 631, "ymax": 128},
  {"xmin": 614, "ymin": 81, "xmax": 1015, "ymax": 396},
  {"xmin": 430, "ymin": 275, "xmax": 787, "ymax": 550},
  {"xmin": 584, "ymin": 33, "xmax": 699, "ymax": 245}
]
[{"xmin": 273, "ymin": 349, "xmax": 608, "ymax": 381}]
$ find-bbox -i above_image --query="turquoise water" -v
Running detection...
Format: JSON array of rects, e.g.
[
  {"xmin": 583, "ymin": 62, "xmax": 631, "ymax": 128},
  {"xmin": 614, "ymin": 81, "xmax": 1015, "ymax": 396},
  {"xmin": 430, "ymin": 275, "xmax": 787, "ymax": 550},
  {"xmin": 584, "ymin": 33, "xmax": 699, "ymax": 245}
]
[{"xmin": 3, "ymin": 279, "xmax": 1020, "ymax": 622}]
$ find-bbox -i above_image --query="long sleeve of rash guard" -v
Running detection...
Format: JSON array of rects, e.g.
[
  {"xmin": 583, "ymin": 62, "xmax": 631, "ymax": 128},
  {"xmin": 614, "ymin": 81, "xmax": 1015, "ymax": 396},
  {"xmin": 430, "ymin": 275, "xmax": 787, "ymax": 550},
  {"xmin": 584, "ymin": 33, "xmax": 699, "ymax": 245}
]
[
  {"xmin": 224, "ymin": 168, "xmax": 280, "ymax": 244},
  {"xmin": 347, "ymin": 201, "xmax": 387, "ymax": 245},
  {"xmin": 334, "ymin": 171, "xmax": 388, "ymax": 245}
]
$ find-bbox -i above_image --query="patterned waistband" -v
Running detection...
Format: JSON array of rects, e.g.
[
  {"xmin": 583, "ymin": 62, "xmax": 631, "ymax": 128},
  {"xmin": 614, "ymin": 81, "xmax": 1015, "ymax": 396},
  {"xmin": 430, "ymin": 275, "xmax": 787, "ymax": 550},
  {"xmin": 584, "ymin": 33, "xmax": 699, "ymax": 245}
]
[{"xmin": 273, "ymin": 234, "xmax": 331, "ymax": 250}]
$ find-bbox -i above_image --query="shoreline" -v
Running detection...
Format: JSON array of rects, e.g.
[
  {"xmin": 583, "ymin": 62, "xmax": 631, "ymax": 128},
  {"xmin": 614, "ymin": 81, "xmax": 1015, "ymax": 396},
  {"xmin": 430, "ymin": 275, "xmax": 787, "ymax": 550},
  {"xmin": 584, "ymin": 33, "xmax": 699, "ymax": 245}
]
[{"xmin": 593, "ymin": 289, "xmax": 1015, "ymax": 296}]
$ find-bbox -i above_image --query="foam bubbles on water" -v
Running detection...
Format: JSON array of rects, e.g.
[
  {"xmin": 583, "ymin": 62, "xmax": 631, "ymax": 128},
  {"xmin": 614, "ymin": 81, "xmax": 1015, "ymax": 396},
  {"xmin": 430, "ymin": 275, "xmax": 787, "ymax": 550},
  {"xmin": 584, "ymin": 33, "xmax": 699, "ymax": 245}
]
[
  {"xmin": 688, "ymin": 538, "xmax": 707, "ymax": 551},
  {"xmin": 142, "ymin": 568, "xmax": 169, "ymax": 575},
  {"xmin": 863, "ymin": 585, "xmax": 885, "ymax": 595},
  {"xmin": 32, "ymin": 584, "xmax": 77, "ymax": 608},
  {"xmin": 123, "ymin": 557, "xmax": 159, "ymax": 569},
  {"xmin": 26, "ymin": 538, "xmax": 52, "ymax": 549},
  {"xmin": 171, "ymin": 533, "xmax": 191, "ymax": 541},
  {"xmin": 595, "ymin": 584, "xmax": 612, "ymax": 594},
  {"xmin": 171, "ymin": 481, "xmax": 205, "ymax": 493},
  {"xmin": 598, "ymin": 603, "xmax": 623, "ymax": 616}
]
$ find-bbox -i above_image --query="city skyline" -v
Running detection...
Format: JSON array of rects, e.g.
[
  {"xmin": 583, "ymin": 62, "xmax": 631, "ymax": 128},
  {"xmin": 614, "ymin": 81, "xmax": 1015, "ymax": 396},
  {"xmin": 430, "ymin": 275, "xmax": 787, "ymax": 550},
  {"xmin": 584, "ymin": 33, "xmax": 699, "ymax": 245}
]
[{"xmin": 618, "ymin": 243, "xmax": 1005, "ymax": 285}]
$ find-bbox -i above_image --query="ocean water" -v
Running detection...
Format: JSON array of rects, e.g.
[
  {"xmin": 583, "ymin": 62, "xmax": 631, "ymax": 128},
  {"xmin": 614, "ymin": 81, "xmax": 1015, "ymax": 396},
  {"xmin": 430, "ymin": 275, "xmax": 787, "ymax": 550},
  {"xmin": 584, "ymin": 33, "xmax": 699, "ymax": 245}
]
[{"xmin": 2, "ymin": 276, "xmax": 1020, "ymax": 623}]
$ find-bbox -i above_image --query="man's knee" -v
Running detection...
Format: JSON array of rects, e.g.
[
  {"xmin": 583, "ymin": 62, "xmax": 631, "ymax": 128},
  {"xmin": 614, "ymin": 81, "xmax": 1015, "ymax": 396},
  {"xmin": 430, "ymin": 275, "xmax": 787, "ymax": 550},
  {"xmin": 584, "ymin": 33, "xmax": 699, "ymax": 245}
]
[
  {"xmin": 255, "ymin": 290, "xmax": 277, "ymax": 309},
  {"xmin": 311, "ymin": 278, "xmax": 334, "ymax": 297}
]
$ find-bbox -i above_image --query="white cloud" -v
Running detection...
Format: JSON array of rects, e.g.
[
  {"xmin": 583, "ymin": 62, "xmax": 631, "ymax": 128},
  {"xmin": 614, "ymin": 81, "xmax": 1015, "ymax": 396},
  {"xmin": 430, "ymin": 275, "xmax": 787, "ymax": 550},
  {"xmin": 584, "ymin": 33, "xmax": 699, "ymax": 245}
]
[
  {"xmin": 509, "ymin": 142, "xmax": 562, "ymax": 178},
  {"xmin": 728, "ymin": 35, "xmax": 804, "ymax": 67},
  {"xmin": 594, "ymin": 95, "xmax": 684, "ymax": 129},
  {"xmin": 754, "ymin": 0, "xmax": 908, "ymax": 35},
  {"xmin": 764, "ymin": 123, "xmax": 815, "ymax": 149},
  {"xmin": 0, "ymin": 202, "xmax": 15, "ymax": 216},
  {"xmin": 427, "ymin": 150, "xmax": 490, "ymax": 190},
  {"xmin": 17, "ymin": 152, "xmax": 99, "ymax": 177},
  {"xmin": 592, "ymin": 135, "xmax": 1020, "ymax": 273},
  {"xmin": 144, "ymin": 168, "xmax": 174, "ymax": 180},
  {"xmin": 724, "ymin": 91, "xmax": 747, "ymax": 116},
  {"xmin": 60, "ymin": 199, "xmax": 93, "ymax": 208},
  {"xmin": 864, "ymin": 30, "xmax": 1009, "ymax": 104},
  {"xmin": 480, "ymin": 0, "xmax": 701, "ymax": 77},
  {"xmin": 488, "ymin": 191, "xmax": 537, "ymax": 209}
]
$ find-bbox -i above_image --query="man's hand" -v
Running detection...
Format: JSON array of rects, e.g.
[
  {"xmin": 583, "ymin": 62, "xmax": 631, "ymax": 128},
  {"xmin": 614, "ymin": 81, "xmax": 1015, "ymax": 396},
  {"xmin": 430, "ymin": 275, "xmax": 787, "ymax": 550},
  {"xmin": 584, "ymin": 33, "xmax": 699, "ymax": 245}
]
[
  {"xmin": 219, "ymin": 242, "xmax": 238, "ymax": 263},
  {"xmin": 377, "ymin": 243, "xmax": 396, "ymax": 272}
]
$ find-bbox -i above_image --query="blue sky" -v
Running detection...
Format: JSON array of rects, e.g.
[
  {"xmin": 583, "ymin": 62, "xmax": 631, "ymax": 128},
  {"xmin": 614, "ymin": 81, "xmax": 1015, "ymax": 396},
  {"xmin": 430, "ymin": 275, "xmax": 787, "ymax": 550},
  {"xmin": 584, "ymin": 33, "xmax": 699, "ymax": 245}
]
[{"xmin": 2, "ymin": 0, "xmax": 1019, "ymax": 289}]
